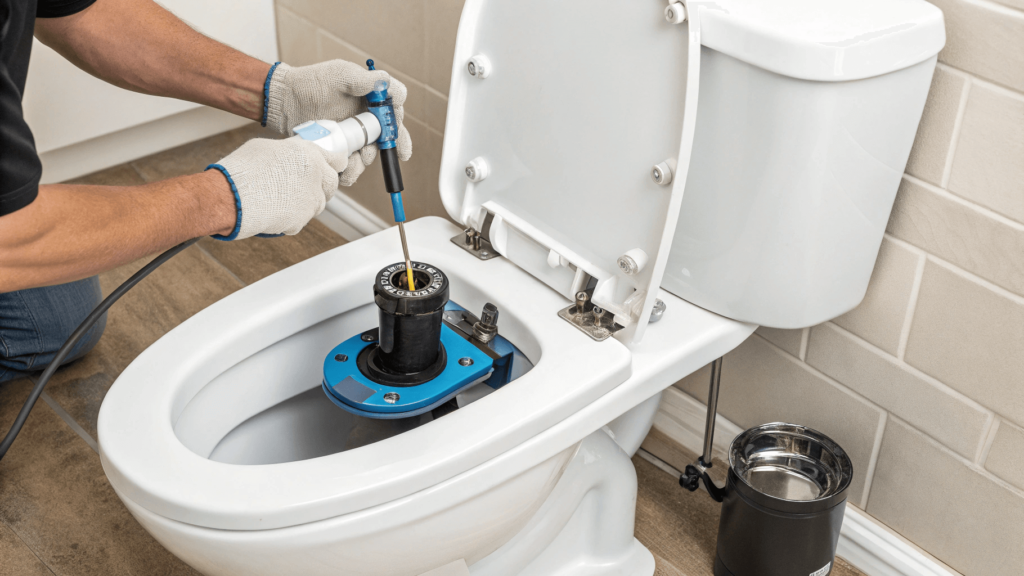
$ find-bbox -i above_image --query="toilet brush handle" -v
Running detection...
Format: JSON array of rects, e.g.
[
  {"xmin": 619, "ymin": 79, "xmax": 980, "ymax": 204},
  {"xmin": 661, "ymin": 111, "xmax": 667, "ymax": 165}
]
[{"xmin": 701, "ymin": 356, "xmax": 723, "ymax": 464}]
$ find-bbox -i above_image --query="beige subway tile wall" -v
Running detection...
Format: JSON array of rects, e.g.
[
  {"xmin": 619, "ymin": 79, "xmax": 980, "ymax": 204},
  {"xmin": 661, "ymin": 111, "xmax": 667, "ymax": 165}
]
[
  {"xmin": 276, "ymin": 0, "xmax": 459, "ymax": 224},
  {"xmin": 868, "ymin": 419, "xmax": 1024, "ymax": 576},
  {"xmin": 832, "ymin": 237, "xmax": 923, "ymax": 356},
  {"xmin": 272, "ymin": 1, "xmax": 1024, "ymax": 574}
]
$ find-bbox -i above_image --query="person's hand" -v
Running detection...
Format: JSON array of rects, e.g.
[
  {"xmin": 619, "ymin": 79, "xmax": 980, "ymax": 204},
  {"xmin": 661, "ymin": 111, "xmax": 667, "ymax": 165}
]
[
  {"xmin": 265, "ymin": 60, "xmax": 413, "ymax": 186},
  {"xmin": 206, "ymin": 137, "xmax": 348, "ymax": 240}
]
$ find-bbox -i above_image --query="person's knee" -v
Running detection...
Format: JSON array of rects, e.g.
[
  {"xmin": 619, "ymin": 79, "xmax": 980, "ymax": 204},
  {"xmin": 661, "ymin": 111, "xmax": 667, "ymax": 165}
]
[
  {"xmin": 55, "ymin": 276, "xmax": 107, "ymax": 362},
  {"xmin": 0, "ymin": 276, "xmax": 106, "ymax": 379}
]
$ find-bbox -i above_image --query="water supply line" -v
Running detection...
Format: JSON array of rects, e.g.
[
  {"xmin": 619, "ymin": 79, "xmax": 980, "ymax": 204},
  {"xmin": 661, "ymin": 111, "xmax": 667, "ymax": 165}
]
[
  {"xmin": 0, "ymin": 238, "xmax": 200, "ymax": 462},
  {"xmin": 679, "ymin": 356, "xmax": 727, "ymax": 501}
]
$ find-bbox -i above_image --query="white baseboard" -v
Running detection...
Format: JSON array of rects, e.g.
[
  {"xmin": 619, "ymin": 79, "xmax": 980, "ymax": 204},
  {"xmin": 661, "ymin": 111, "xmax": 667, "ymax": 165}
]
[
  {"xmin": 650, "ymin": 386, "xmax": 961, "ymax": 576},
  {"xmin": 39, "ymin": 106, "xmax": 253, "ymax": 184},
  {"xmin": 317, "ymin": 191, "xmax": 390, "ymax": 242}
]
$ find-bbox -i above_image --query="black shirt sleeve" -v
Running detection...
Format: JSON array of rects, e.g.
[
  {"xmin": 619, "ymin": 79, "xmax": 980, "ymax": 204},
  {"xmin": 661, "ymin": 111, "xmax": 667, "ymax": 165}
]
[
  {"xmin": 0, "ymin": 0, "xmax": 97, "ymax": 218},
  {"xmin": 37, "ymin": 0, "xmax": 97, "ymax": 19},
  {"xmin": 1, "ymin": 0, "xmax": 43, "ymax": 218}
]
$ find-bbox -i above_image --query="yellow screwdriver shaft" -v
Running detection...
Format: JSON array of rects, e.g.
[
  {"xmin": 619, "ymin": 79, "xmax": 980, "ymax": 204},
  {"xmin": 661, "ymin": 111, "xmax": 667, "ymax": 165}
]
[{"xmin": 398, "ymin": 221, "xmax": 415, "ymax": 291}]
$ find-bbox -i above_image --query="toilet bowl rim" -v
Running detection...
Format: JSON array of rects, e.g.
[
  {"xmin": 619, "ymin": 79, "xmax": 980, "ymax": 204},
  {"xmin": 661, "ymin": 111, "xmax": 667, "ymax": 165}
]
[{"xmin": 100, "ymin": 282, "xmax": 755, "ymax": 535}]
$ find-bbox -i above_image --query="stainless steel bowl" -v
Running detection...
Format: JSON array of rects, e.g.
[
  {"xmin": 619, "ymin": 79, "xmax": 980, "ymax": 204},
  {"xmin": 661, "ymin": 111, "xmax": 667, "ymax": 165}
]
[{"xmin": 729, "ymin": 422, "xmax": 853, "ymax": 504}]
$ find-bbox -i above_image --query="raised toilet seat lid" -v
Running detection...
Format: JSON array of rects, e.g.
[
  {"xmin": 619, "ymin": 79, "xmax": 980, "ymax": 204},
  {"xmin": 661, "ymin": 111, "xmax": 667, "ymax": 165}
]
[{"xmin": 97, "ymin": 218, "xmax": 634, "ymax": 531}]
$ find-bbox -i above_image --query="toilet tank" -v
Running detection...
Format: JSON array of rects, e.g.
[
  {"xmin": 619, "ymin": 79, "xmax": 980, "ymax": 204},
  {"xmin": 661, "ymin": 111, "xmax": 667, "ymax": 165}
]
[{"xmin": 662, "ymin": 0, "xmax": 945, "ymax": 329}]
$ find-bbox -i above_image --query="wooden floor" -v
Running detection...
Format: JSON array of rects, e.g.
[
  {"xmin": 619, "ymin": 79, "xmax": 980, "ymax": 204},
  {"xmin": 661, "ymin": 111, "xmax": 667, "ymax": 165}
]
[{"xmin": 0, "ymin": 126, "xmax": 865, "ymax": 576}]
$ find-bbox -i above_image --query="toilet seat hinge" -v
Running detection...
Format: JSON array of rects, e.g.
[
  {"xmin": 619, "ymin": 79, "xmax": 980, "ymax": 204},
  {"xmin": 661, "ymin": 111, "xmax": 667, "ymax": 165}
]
[
  {"xmin": 556, "ymin": 282, "xmax": 625, "ymax": 342},
  {"xmin": 451, "ymin": 211, "xmax": 500, "ymax": 260}
]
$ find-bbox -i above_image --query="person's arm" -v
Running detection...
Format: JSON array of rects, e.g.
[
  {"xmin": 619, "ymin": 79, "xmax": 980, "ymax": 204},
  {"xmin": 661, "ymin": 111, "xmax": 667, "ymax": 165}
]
[
  {"xmin": 0, "ymin": 173, "xmax": 235, "ymax": 293},
  {"xmin": 34, "ymin": 0, "xmax": 269, "ymax": 122},
  {"xmin": 0, "ymin": 135, "xmax": 349, "ymax": 293}
]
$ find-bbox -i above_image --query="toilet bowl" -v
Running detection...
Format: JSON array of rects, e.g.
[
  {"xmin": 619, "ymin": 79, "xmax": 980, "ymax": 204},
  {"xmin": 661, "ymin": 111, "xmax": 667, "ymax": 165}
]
[
  {"xmin": 98, "ymin": 0, "xmax": 943, "ymax": 573},
  {"xmin": 98, "ymin": 218, "xmax": 753, "ymax": 575}
]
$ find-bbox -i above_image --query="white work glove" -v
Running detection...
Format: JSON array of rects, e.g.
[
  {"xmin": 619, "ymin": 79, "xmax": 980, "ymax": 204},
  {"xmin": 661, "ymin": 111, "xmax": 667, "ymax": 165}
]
[
  {"xmin": 264, "ymin": 60, "xmax": 413, "ymax": 187},
  {"xmin": 207, "ymin": 137, "xmax": 348, "ymax": 240}
]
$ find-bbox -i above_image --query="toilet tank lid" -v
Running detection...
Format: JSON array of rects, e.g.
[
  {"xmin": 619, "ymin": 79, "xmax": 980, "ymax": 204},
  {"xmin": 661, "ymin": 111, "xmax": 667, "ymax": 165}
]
[{"xmin": 699, "ymin": 0, "xmax": 945, "ymax": 81}]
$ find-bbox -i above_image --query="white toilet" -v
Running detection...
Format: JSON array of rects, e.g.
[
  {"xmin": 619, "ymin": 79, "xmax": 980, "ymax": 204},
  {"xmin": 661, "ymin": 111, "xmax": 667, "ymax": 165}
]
[{"xmin": 97, "ymin": 0, "xmax": 944, "ymax": 574}]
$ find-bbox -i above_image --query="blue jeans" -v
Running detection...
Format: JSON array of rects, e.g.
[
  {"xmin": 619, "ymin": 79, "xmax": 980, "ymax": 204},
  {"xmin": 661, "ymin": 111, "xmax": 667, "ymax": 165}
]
[{"xmin": 0, "ymin": 276, "xmax": 107, "ymax": 383}]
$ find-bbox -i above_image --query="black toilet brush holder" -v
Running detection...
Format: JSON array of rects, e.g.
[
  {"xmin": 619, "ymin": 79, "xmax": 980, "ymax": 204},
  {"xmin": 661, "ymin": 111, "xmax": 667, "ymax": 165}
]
[{"xmin": 680, "ymin": 358, "xmax": 854, "ymax": 576}]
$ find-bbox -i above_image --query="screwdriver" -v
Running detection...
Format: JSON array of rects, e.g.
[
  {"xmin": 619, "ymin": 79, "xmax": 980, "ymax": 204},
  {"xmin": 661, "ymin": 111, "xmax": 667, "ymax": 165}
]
[{"xmin": 364, "ymin": 60, "xmax": 415, "ymax": 291}]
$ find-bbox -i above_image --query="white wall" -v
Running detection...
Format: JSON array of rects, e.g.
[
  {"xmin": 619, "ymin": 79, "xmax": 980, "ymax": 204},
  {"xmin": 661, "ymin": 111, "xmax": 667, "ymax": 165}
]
[{"xmin": 23, "ymin": 0, "xmax": 279, "ymax": 182}]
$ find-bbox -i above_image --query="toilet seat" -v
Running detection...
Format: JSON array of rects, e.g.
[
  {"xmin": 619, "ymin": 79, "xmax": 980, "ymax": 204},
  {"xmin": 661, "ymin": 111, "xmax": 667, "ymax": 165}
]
[
  {"xmin": 99, "ymin": 218, "xmax": 635, "ymax": 531},
  {"xmin": 99, "ymin": 217, "xmax": 754, "ymax": 534}
]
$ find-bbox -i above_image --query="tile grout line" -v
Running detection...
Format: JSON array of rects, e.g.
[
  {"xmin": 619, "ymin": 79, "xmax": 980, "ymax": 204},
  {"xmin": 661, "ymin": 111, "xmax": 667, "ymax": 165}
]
[
  {"xmin": 827, "ymin": 321, "xmax": 995, "ymax": 419},
  {"xmin": 901, "ymin": 173, "xmax": 1024, "ymax": 231},
  {"xmin": 298, "ymin": 15, "xmax": 450, "ymax": 136},
  {"xmin": 423, "ymin": 84, "xmax": 449, "ymax": 100},
  {"xmin": 1, "ymin": 516, "xmax": 59, "ymax": 576},
  {"xmin": 925, "ymin": 253, "xmax": 1024, "ymax": 305},
  {"xmin": 968, "ymin": 75, "xmax": 1024, "ymax": 102},
  {"xmin": 937, "ymin": 61, "xmax": 1024, "ymax": 99},
  {"xmin": 976, "ymin": 417, "xmax": 1000, "ymax": 467},
  {"xmin": 939, "ymin": 76, "xmax": 971, "ymax": 189},
  {"xmin": 127, "ymin": 161, "xmax": 149, "ymax": 184},
  {"xmin": 798, "ymin": 327, "xmax": 810, "ymax": 361},
  {"xmin": 194, "ymin": 243, "xmax": 248, "ymax": 288},
  {"xmin": 754, "ymin": 332, "xmax": 1003, "ymax": 491},
  {"xmin": 859, "ymin": 411, "xmax": 887, "ymax": 509},
  {"xmin": 406, "ymin": 114, "xmax": 445, "ymax": 138},
  {"xmin": 313, "ymin": 24, "xmax": 430, "ymax": 91},
  {"xmin": 896, "ymin": 250, "xmax": 927, "ymax": 361},
  {"xmin": 886, "ymin": 414, "xmax": 1024, "ymax": 499},
  {"xmin": 754, "ymin": 333, "xmax": 907, "ymax": 492},
  {"xmin": 24, "ymin": 374, "xmax": 100, "ymax": 453},
  {"xmin": 755, "ymin": 333, "xmax": 890, "ymax": 418},
  {"xmin": 39, "ymin": 391, "xmax": 99, "ymax": 454},
  {"xmin": 961, "ymin": 0, "xmax": 1024, "ymax": 18}
]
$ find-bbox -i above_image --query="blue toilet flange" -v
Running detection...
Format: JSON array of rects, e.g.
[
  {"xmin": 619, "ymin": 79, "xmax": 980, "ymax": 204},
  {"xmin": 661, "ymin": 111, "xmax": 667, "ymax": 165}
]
[{"xmin": 322, "ymin": 323, "xmax": 497, "ymax": 418}]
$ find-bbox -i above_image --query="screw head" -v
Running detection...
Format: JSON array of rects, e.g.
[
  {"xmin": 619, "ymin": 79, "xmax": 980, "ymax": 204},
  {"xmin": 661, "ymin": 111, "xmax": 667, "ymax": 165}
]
[
  {"xmin": 361, "ymin": 333, "xmax": 376, "ymax": 342},
  {"xmin": 651, "ymin": 161, "xmax": 674, "ymax": 186},
  {"xmin": 664, "ymin": 3, "xmax": 687, "ymax": 23},
  {"xmin": 618, "ymin": 255, "xmax": 640, "ymax": 275},
  {"xmin": 650, "ymin": 298, "xmax": 668, "ymax": 323},
  {"xmin": 334, "ymin": 354, "xmax": 348, "ymax": 362},
  {"xmin": 465, "ymin": 157, "xmax": 490, "ymax": 183},
  {"xmin": 383, "ymin": 392, "xmax": 400, "ymax": 404},
  {"xmin": 468, "ymin": 61, "xmax": 478, "ymax": 76},
  {"xmin": 459, "ymin": 357, "xmax": 474, "ymax": 366}
]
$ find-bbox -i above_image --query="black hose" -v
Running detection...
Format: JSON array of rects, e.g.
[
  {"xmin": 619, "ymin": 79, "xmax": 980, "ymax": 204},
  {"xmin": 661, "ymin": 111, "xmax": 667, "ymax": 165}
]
[{"xmin": 0, "ymin": 238, "xmax": 199, "ymax": 462}]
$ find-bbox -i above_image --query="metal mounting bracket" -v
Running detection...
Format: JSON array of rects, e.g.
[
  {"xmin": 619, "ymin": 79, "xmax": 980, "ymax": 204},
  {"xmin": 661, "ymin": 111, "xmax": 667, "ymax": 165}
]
[
  {"xmin": 451, "ymin": 212, "xmax": 500, "ymax": 260},
  {"xmin": 557, "ymin": 291, "xmax": 624, "ymax": 342}
]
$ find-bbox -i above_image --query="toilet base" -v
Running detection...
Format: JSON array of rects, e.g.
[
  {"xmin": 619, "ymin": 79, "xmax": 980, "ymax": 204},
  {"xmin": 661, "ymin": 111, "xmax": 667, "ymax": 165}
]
[
  {"xmin": 115, "ymin": 427, "xmax": 653, "ymax": 576},
  {"xmin": 472, "ymin": 430, "xmax": 655, "ymax": 576}
]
